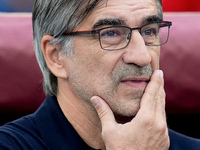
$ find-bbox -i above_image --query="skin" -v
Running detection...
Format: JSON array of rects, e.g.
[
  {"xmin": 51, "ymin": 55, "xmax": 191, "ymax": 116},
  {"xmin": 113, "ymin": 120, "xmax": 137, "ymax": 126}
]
[
  {"xmin": 91, "ymin": 70, "xmax": 168, "ymax": 150},
  {"xmin": 41, "ymin": 0, "xmax": 169, "ymax": 149},
  {"xmin": 68, "ymin": 0, "xmax": 159, "ymax": 120}
]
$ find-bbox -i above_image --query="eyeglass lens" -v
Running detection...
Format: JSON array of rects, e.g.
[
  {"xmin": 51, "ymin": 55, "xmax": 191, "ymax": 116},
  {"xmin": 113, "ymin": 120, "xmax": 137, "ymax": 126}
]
[{"xmin": 99, "ymin": 22, "xmax": 170, "ymax": 51}]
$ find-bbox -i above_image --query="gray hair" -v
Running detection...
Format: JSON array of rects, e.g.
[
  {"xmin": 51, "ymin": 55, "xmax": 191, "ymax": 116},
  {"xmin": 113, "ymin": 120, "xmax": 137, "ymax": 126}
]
[{"xmin": 32, "ymin": 0, "xmax": 163, "ymax": 96}]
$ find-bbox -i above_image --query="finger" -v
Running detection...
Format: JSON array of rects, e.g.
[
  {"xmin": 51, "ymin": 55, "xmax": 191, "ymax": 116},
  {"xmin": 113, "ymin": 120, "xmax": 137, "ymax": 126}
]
[
  {"xmin": 156, "ymin": 82, "xmax": 167, "ymax": 122},
  {"xmin": 137, "ymin": 70, "xmax": 164, "ymax": 116},
  {"xmin": 151, "ymin": 70, "xmax": 166, "ymax": 120},
  {"xmin": 90, "ymin": 96, "xmax": 116, "ymax": 127}
]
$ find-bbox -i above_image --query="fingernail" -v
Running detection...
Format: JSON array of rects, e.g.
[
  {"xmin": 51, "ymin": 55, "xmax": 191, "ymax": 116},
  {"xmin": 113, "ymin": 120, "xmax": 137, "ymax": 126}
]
[
  {"xmin": 156, "ymin": 70, "xmax": 163, "ymax": 78},
  {"xmin": 91, "ymin": 97, "xmax": 99, "ymax": 107}
]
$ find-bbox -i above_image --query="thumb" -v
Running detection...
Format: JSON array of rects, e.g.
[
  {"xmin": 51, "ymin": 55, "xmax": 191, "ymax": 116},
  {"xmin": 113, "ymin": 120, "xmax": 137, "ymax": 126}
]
[{"xmin": 91, "ymin": 96, "xmax": 116, "ymax": 127}]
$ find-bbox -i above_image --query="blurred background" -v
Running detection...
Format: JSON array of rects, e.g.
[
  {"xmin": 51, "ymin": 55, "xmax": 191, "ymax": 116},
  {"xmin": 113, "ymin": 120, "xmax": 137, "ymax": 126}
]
[
  {"xmin": 0, "ymin": 0, "xmax": 34, "ymax": 12},
  {"xmin": 0, "ymin": 0, "xmax": 199, "ymax": 12},
  {"xmin": 0, "ymin": 0, "xmax": 200, "ymax": 139}
]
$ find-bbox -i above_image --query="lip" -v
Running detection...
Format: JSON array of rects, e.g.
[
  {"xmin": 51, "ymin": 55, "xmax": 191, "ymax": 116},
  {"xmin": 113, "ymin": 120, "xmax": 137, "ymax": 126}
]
[{"xmin": 121, "ymin": 77, "xmax": 150, "ymax": 89}]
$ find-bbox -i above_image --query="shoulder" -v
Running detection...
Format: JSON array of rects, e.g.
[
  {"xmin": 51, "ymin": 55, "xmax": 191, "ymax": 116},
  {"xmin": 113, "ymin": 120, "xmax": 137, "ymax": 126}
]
[
  {"xmin": 0, "ymin": 114, "xmax": 48, "ymax": 150},
  {"xmin": 169, "ymin": 129, "xmax": 200, "ymax": 150}
]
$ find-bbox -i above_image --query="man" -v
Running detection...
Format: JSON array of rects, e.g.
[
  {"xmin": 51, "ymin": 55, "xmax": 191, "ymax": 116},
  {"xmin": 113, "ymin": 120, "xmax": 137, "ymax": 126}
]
[{"xmin": 0, "ymin": 0, "xmax": 199, "ymax": 149}]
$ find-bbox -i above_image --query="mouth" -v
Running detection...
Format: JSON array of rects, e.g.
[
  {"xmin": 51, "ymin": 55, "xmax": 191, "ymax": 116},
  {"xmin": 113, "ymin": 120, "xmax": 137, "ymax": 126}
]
[{"xmin": 121, "ymin": 77, "xmax": 150, "ymax": 89}]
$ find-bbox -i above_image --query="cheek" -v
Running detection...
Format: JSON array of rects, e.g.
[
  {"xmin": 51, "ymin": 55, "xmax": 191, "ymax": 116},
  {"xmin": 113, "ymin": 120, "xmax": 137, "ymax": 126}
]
[
  {"xmin": 71, "ymin": 36, "xmax": 125, "ymax": 95},
  {"xmin": 73, "ymin": 36, "xmax": 121, "ymax": 76},
  {"xmin": 74, "ymin": 34, "xmax": 101, "ymax": 52}
]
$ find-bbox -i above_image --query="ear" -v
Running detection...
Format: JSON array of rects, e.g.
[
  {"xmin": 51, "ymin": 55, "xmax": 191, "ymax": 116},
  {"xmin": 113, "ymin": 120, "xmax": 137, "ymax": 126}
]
[{"xmin": 41, "ymin": 35, "xmax": 68, "ymax": 79}]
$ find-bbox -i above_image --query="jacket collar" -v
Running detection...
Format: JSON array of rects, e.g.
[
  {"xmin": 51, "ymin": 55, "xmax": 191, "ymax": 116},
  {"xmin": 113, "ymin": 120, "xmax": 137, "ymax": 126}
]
[{"xmin": 34, "ymin": 95, "xmax": 93, "ymax": 150}]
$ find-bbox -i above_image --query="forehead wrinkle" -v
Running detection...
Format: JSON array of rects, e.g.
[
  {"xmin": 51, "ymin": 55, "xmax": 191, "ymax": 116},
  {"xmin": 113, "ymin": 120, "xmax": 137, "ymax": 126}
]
[
  {"xmin": 81, "ymin": 0, "xmax": 158, "ymax": 30},
  {"xmin": 100, "ymin": 0, "xmax": 157, "ymax": 11}
]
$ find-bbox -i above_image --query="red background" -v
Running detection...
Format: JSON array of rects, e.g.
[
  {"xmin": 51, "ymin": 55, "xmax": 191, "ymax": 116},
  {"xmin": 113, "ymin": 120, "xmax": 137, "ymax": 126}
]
[{"xmin": 163, "ymin": 0, "xmax": 200, "ymax": 11}]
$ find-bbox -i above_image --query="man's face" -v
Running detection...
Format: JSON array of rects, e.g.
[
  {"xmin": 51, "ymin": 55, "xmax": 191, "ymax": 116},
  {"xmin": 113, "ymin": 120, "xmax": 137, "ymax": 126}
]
[{"xmin": 65, "ymin": 0, "xmax": 160, "ymax": 119}]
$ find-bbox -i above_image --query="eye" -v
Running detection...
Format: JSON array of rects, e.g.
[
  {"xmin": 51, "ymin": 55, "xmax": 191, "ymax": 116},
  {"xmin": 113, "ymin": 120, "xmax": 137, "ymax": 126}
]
[
  {"xmin": 100, "ymin": 28, "xmax": 122, "ymax": 38},
  {"xmin": 106, "ymin": 30, "xmax": 117, "ymax": 36},
  {"xmin": 143, "ymin": 28, "xmax": 157, "ymax": 36},
  {"xmin": 101, "ymin": 30, "xmax": 117, "ymax": 37},
  {"xmin": 141, "ymin": 23, "xmax": 159, "ymax": 38}
]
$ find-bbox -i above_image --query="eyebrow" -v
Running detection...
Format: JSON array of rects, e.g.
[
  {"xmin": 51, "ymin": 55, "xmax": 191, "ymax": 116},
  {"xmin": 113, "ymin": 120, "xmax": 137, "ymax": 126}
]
[
  {"xmin": 142, "ymin": 15, "xmax": 162, "ymax": 25},
  {"xmin": 92, "ymin": 18, "xmax": 126, "ymax": 29},
  {"xmin": 92, "ymin": 15, "xmax": 162, "ymax": 30}
]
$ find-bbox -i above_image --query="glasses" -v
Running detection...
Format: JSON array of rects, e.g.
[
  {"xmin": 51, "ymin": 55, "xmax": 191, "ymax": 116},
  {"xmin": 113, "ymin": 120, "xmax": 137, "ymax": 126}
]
[{"xmin": 62, "ymin": 21, "xmax": 172, "ymax": 51}]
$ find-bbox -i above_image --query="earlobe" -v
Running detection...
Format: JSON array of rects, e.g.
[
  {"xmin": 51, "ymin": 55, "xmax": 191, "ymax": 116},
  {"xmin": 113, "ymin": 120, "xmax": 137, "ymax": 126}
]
[{"xmin": 41, "ymin": 35, "xmax": 68, "ymax": 79}]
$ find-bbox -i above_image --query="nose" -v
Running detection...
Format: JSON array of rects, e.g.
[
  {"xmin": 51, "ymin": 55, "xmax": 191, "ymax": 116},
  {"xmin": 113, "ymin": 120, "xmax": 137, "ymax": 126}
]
[{"xmin": 122, "ymin": 31, "xmax": 152, "ymax": 67}]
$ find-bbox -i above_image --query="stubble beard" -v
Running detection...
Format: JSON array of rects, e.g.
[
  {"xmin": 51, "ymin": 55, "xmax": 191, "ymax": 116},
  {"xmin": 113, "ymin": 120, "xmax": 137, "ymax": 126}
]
[
  {"xmin": 102, "ymin": 64, "xmax": 153, "ymax": 122},
  {"xmin": 70, "ymin": 63, "xmax": 152, "ymax": 123}
]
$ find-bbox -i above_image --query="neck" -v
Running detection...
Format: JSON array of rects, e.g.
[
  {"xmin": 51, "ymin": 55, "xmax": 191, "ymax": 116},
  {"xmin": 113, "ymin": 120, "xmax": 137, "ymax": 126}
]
[
  {"xmin": 57, "ymin": 89, "xmax": 105, "ymax": 150},
  {"xmin": 115, "ymin": 114, "xmax": 135, "ymax": 124}
]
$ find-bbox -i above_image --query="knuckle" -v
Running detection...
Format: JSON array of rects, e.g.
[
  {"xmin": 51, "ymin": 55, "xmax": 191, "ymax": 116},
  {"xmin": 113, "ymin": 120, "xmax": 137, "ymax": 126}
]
[
  {"xmin": 98, "ymin": 109, "xmax": 107, "ymax": 119},
  {"xmin": 156, "ymin": 117, "xmax": 168, "ymax": 132},
  {"xmin": 157, "ymin": 124, "xmax": 170, "ymax": 149},
  {"xmin": 157, "ymin": 122, "xmax": 167, "ymax": 133},
  {"xmin": 95, "ymin": 104, "xmax": 108, "ymax": 120},
  {"xmin": 142, "ymin": 114, "xmax": 155, "ymax": 127}
]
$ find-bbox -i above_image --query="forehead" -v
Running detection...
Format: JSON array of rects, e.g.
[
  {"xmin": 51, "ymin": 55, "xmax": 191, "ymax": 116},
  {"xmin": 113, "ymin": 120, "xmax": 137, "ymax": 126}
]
[{"xmin": 80, "ymin": 0, "xmax": 158, "ymax": 28}]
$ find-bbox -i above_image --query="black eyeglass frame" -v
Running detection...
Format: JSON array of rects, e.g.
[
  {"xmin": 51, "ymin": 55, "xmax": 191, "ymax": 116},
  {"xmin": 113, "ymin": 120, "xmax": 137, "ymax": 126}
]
[{"xmin": 60, "ymin": 21, "xmax": 172, "ymax": 51}]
